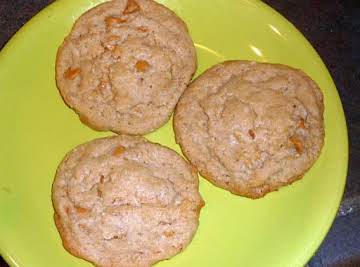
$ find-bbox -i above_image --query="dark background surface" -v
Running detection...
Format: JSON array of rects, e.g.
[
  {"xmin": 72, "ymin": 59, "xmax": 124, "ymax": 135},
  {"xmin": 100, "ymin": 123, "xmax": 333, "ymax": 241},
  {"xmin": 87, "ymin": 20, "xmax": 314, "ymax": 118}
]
[{"xmin": 0, "ymin": 0, "xmax": 359, "ymax": 266}]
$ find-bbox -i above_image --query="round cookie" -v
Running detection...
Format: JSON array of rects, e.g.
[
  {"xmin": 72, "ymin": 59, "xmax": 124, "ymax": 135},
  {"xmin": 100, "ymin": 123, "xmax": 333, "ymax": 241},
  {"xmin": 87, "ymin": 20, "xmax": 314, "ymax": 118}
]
[
  {"xmin": 174, "ymin": 60, "xmax": 324, "ymax": 199},
  {"xmin": 52, "ymin": 135, "xmax": 204, "ymax": 267},
  {"xmin": 56, "ymin": 0, "xmax": 197, "ymax": 135}
]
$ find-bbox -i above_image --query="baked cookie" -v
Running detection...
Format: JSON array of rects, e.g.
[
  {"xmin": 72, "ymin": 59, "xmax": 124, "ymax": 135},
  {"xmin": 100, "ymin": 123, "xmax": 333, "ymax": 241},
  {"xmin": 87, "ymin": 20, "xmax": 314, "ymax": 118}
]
[
  {"xmin": 52, "ymin": 135, "xmax": 204, "ymax": 267},
  {"xmin": 56, "ymin": 0, "xmax": 197, "ymax": 135},
  {"xmin": 174, "ymin": 61, "xmax": 324, "ymax": 198}
]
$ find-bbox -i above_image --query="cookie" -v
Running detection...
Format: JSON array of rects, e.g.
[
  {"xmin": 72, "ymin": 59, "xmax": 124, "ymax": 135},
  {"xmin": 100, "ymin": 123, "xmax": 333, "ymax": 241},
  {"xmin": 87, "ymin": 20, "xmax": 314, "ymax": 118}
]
[
  {"xmin": 174, "ymin": 60, "xmax": 324, "ymax": 198},
  {"xmin": 56, "ymin": 0, "xmax": 197, "ymax": 135},
  {"xmin": 52, "ymin": 135, "xmax": 204, "ymax": 267}
]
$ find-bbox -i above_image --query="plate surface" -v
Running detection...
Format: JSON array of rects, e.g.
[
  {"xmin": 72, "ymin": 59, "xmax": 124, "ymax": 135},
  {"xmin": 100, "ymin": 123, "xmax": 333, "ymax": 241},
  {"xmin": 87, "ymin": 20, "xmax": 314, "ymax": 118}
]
[{"xmin": 0, "ymin": 0, "xmax": 348, "ymax": 266}]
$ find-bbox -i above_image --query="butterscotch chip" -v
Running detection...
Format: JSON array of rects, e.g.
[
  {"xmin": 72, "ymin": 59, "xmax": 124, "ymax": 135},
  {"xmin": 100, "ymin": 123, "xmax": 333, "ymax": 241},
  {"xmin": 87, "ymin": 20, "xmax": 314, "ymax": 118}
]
[
  {"xmin": 163, "ymin": 231, "xmax": 175, "ymax": 238},
  {"xmin": 64, "ymin": 67, "xmax": 80, "ymax": 80},
  {"xmin": 290, "ymin": 136, "xmax": 304, "ymax": 154},
  {"xmin": 299, "ymin": 117, "xmax": 306, "ymax": 128},
  {"xmin": 56, "ymin": 0, "xmax": 197, "ymax": 135},
  {"xmin": 174, "ymin": 60, "xmax": 324, "ymax": 198},
  {"xmin": 135, "ymin": 60, "xmax": 150, "ymax": 72},
  {"xmin": 75, "ymin": 207, "xmax": 89, "ymax": 214},
  {"xmin": 52, "ymin": 135, "xmax": 203, "ymax": 267},
  {"xmin": 105, "ymin": 16, "xmax": 127, "ymax": 28},
  {"xmin": 248, "ymin": 129, "xmax": 256, "ymax": 139},
  {"xmin": 112, "ymin": 145, "xmax": 125, "ymax": 156},
  {"xmin": 137, "ymin": 26, "xmax": 148, "ymax": 32},
  {"xmin": 124, "ymin": 0, "xmax": 140, "ymax": 14}
]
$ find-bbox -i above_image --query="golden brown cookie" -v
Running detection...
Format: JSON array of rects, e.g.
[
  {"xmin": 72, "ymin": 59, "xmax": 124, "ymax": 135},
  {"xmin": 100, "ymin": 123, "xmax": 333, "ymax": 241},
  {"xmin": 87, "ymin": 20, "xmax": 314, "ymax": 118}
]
[
  {"xmin": 52, "ymin": 135, "xmax": 204, "ymax": 267},
  {"xmin": 174, "ymin": 60, "xmax": 324, "ymax": 198},
  {"xmin": 56, "ymin": 0, "xmax": 197, "ymax": 135}
]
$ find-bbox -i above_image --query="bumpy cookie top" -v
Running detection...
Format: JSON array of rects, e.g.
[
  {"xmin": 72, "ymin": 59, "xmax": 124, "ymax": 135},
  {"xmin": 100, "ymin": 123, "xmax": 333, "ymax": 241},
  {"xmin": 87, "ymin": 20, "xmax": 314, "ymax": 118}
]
[
  {"xmin": 56, "ymin": 0, "xmax": 197, "ymax": 134},
  {"xmin": 174, "ymin": 61, "xmax": 324, "ymax": 198},
  {"xmin": 52, "ymin": 135, "xmax": 204, "ymax": 267}
]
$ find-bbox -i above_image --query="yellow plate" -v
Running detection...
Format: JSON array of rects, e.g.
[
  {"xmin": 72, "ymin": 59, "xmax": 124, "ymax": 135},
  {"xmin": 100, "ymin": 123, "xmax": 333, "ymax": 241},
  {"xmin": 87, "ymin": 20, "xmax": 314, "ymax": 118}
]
[{"xmin": 0, "ymin": 0, "xmax": 348, "ymax": 266}]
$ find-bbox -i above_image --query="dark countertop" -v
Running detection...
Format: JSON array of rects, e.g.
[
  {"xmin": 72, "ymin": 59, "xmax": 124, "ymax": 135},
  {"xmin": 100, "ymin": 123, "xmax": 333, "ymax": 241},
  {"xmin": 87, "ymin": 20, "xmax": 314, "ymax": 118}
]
[{"xmin": 0, "ymin": 1, "xmax": 359, "ymax": 266}]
